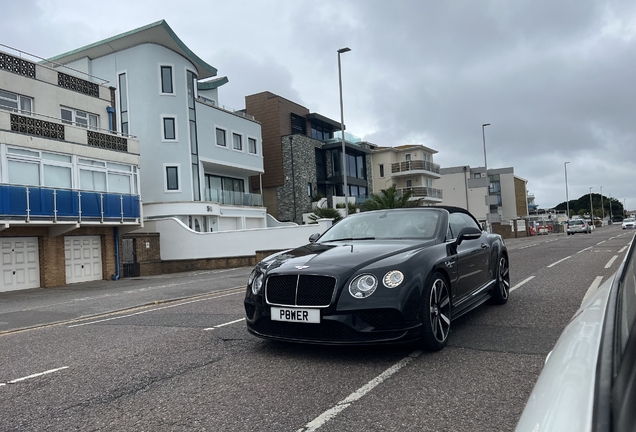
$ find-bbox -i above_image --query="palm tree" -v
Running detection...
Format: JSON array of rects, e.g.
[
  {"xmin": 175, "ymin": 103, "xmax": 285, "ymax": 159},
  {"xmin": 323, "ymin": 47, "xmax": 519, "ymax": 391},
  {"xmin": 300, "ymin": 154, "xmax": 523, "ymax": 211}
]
[
  {"xmin": 308, "ymin": 207, "xmax": 343, "ymax": 224},
  {"xmin": 360, "ymin": 185, "xmax": 421, "ymax": 211}
]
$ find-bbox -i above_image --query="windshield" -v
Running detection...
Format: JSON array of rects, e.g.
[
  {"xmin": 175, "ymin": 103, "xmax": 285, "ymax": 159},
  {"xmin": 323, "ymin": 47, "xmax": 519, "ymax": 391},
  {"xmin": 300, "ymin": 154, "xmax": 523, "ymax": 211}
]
[
  {"xmin": 625, "ymin": 218, "xmax": 635, "ymax": 223},
  {"xmin": 319, "ymin": 210, "xmax": 441, "ymax": 241}
]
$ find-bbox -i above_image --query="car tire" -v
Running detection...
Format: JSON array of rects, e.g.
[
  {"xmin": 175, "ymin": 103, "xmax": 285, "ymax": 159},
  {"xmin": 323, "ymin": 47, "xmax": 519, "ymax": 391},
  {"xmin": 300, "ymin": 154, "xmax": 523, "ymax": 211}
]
[
  {"xmin": 420, "ymin": 272, "xmax": 451, "ymax": 351},
  {"xmin": 490, "ymin": 253, "xmax": 510, "ymax": 305}
]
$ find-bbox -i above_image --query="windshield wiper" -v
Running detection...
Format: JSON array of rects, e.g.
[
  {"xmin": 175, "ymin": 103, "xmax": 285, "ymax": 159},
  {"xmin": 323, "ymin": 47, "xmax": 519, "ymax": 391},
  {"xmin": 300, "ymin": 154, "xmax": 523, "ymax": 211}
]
[{"xmin": 324, "ymin": 237, "xmax": 376, "ymax": 242}]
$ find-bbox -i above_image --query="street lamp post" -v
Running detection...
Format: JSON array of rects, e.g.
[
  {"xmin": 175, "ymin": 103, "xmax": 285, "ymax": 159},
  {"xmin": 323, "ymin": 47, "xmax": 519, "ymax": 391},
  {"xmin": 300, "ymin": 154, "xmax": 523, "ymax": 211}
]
[
  {"xmin": 564, "ymin": 162, "xmax": 570, "ymax": 219},
  {"xmin": 337, "ymin": 47, "xmax": 351, "ymax": 213},
  {"xmin": 609, "ymin": 193, "xmax": 613, "ymax": 222},
  {"xmin": 589, "ymin": 187, "xmax": 594, "ymax": 226},
  {"xmin": 482, "ymin": 123, "xmax": 490, "ymax": 232},
  {"xmin": 600, "ymin": 186, "xmax": 604, "ymax": 225}
]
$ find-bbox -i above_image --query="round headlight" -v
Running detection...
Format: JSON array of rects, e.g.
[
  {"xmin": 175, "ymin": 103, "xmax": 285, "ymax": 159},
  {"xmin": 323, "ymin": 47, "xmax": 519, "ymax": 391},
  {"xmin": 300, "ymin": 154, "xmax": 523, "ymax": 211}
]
[
  {"xmin": 252, "ymin": 273, "xmax": 264, "ymax": 295},
  {"xmin": 349, "ymin": 274, "xmax": 378, "ymax": 299},
  {"xmin": 383, "ymin": 270, "xmax": 404, "ymax": 288}
]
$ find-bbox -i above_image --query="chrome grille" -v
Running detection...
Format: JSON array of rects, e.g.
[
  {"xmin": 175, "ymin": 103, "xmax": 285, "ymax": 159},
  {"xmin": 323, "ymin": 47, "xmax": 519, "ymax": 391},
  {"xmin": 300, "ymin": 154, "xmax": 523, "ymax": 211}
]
[{"xmin": 266, "ymin": 275, "xmax": 336, "ymax": 307}]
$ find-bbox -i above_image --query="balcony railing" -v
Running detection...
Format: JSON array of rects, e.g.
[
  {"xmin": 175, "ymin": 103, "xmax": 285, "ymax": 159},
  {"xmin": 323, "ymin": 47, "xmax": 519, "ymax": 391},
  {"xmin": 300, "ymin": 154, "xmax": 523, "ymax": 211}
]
[
  {"xmin": 0, "ymin": 184, "xmax": 140, "ymax": 222},
  {"xmin": 391, "ymin": 160, "xmax": 441, "ymax": 175},
  {"xmin": 204, "ymin": 188, "xmax": 263, "ymax": 207},
  {"xmin": 400, "ymin": 187, "xmax": 443, "ymax": 200}
]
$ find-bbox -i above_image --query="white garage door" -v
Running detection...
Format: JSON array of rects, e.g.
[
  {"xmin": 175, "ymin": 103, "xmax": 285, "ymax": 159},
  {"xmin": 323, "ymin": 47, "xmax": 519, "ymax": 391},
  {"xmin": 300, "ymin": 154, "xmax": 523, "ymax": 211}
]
[
  {"xmin": 0, "ymin": 237, "xmax": 40, "ymax": 292},
  {"xmin": 65, "ymin": 236, "xmax": 102, "ymax": 284}
]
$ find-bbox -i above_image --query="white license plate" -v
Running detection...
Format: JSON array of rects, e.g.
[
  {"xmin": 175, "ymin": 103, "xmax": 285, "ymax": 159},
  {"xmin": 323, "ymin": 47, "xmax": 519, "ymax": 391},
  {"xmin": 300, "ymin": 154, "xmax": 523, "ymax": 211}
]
[{"xmin": 271, "ymin": 307, "xmax": 320, "ymax": 323}]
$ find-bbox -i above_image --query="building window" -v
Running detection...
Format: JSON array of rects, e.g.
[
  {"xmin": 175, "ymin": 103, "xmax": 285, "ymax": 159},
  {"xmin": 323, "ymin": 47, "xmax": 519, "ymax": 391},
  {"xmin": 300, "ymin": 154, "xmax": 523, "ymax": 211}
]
[
  {"xmin": 0, "ymin": 89, "xmax": 32, "ymax": 114},
  {"xmin": 166, "ymin": 166, "xmax": 179, "ymax": 191},
  {"xmin": 248, "ymin": 137, "xmax": 257, "ymax": 154},
  {"xmin": 118, "ymin": 73, "xmax": 129, "ymax": 135},
  {"xmin": 232, "ymin": 133, "xmax": 242, "ymax": 151},
  {"xmin": 216, "ymin": 128, "xmax": 227, "ymax": 147},
  {"xmin": 160, "ymin": 66, "xmax": 174, "ymax": 94},
  {"xmin": 307, "ymin": 182, "xmax": 312, "ymax": 197},
  {"xmin": 61, "ymin": 107, "xmax": 98, "ymax": 129},
  {"xmin": 405, "ymin": 154, "xmax": 411, "ymax": 161},
  {"xmin": 379, "ymin": 164, "xmax": 384, "ymax": 178},
  {"xmin": 406, "ymin": 179, "xmax": 412, "ymax": 188},
  {"xmin": 291, "ymin": 113, "xmax": 306, "ymax": 135},
  {"xmin": 163, "ymin": 117, "xmax": 176, "ymax": 141}
]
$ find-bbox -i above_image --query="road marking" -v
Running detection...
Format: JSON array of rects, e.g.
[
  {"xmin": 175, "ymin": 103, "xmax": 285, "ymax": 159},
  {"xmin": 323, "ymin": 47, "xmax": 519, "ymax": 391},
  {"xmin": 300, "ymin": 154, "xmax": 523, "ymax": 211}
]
[
  {"xmin": 597, "ymin": 240, "xmax": 606, "ymax": 245},
  {"xmin": 1, "ymin": 367, "xmax": 69, "ymax": 387},
  {"xmin": 605, "ymin": 255, "xmax": 619, "ymax": 269},
  {"xmin": 547, "ymin": 256, "xmax": 572, "ymax": 268},
  {"xmin": 582, "ymin": 277, "xmax": 604, "ymax": 304},
  {"xmin": 619, "ymin": 245, "xmax": 628, "ymax": 254},
  {"xmin": 68, "ymin": 291, "xmax": 242, "ymax": 328},
  {"xmin": 203, "ymin": 318, "xmax": 245, "ymax": 331},
  {"xmin": 577, "ymin": 246, "xmax": 592, "ymax": 254},
  {"xmin": 520, "ymin": 244, "xmax": 539, "ymax": 250},
  {"xmin": 510, "ymin": 276, "xmax": 535, "ymax": 292},
  {"xmin": 296, "ymin": 350, "xmax": 422, "ymax": 432}
]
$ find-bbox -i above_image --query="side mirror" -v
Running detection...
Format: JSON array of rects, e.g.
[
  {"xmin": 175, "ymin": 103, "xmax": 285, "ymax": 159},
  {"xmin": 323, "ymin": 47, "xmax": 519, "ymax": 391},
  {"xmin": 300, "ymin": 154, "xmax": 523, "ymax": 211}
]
[
  {"xmin": 308, "ymin": 233, "xmax": 321, "ymax": 243},
  {"xmin": 456, "ymin": 226, "xmax": 482, "ymax": 245}
]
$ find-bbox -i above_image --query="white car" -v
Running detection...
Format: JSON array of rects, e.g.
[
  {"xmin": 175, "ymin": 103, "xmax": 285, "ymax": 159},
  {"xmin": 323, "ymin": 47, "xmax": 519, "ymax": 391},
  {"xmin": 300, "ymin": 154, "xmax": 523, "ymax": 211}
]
[
  {"xmin": 515, "ymin": 237, "xmax": 636, "ymax": 432},
  {"xmin": 622, "ymin": 218, "xmax": 635, "ymax": 229}
]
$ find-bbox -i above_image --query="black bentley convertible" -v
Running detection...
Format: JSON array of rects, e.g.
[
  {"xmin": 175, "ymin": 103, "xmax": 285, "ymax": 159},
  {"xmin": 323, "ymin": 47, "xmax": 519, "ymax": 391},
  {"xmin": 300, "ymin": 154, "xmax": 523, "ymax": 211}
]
[{"xmin": 244, "ymin": 206, "xmax": 509, "ymax": 351}]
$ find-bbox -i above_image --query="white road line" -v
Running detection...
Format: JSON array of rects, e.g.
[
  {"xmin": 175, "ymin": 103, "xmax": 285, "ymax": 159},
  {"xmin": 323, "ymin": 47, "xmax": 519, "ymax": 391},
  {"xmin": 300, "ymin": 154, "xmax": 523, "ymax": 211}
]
[
  {"xmin": 582, "ymin": 276, "xmax": 604, "ymax": 304},
  {"xmin": 510, "ymin": 276, "xmax": 535, "ymax": 292},
  {"xmin": 203, "ymin": 318, "xmax": 245, "ymax": 331},
  {"xmin": 605, "ymin": 255, "xmax": 619, "ymax": 269},
  {"xmin": 2, "ymin": 367, "xmax": 69, "ymax": 386},
  {"xmin": 597, "ymin": 240, "xmax": 606, "ymax": 245},
  {"xmin": 68, "ymin": 291, "xmax": 241, "ymax": 328},
  {"xmin": 296, "ymin": 350, "xmax": 422, "ymax": 432},
  {"xmin": 577, "ymin": 246, "xmax": 592, "ymax": 254},
  {"xmin": 520, "ymin": 244, "xmax": 538, "ymax": 250},
  {"xmin": 619, "ymin": 245, "xmax": 628, "ymax": 254},
  {"xmin": 547, "ymin": 256, "xmax": 572, "ymax": 268}
]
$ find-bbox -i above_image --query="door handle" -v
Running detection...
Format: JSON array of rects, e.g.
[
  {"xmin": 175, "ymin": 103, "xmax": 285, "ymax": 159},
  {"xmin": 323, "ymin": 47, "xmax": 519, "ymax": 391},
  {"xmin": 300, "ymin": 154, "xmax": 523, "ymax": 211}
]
[{"xmin": 481, "ymin": 243, "xmax": 489, "ymax": 249}]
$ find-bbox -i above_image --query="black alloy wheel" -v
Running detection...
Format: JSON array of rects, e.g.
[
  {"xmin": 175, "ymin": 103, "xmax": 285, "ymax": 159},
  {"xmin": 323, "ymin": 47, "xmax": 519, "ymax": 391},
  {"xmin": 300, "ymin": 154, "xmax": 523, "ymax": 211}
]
[
  {"xmin": 421, "ymin": 272, "xmax": 451, "ymax": 351},
  {"xmin": 491, "ymin": 254, "xmax": 510, "ymax": 305}
]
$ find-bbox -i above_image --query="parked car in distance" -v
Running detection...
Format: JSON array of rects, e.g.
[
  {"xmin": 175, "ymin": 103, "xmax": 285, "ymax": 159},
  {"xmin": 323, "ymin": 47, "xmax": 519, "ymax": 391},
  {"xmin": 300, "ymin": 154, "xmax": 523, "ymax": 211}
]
[
  {"xmin": 567, "ymin": 219, "xmax": 591, "ymax": 235},
  {"xmin": 515, "ymin": 233, "xmax": 636, "ymax": 432},
  {"xmin": 622, "ymin": 218, "xmax": 635, "ymax": 229},
  {"xmin": 244, "ymin": 206, "xmax": 510, "ymax": 351}
]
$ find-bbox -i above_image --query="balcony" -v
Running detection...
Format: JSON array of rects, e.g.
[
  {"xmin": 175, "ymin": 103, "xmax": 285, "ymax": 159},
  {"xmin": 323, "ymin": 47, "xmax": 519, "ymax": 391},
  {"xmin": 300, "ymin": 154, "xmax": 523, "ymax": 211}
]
[
  {"xmin": 204, "ymin": 188, "xmax": 263, "ymax": 207},
  {"xmin": 399, "ymin": 187, "xmax": 443, "ymax": 202},
  {"xmin": 391, "ymin": 160, "xmax": 441, "ymax": 178},
  {"xmin": 0, "ymin": 184, "xmax": 140, "ymax": 223}
]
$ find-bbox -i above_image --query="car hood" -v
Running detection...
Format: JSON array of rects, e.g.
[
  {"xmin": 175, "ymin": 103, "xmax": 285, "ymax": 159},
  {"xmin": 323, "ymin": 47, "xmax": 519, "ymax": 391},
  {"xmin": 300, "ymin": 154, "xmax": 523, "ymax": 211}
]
[{"xmin": 262, "ymin": 240, "xmax": 435, "ymax": 273}]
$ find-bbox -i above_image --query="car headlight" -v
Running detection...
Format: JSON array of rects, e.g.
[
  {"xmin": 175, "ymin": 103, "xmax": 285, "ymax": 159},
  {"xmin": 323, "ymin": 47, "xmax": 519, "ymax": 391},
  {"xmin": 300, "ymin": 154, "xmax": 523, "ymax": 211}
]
[
  {"xmin": 248, "ymin": 269, "xmax": 257, "ymax": 285},
  {"xmin": 349, "ymin": 274, "xmax": 378, "ymax": 298},
  {"xmin": 252, "ymin": 272, "xmax": 264, "ymax": 295},
  {"xmin": 383, "ymin": 270, "xmax": 404, "ymax": 288}
]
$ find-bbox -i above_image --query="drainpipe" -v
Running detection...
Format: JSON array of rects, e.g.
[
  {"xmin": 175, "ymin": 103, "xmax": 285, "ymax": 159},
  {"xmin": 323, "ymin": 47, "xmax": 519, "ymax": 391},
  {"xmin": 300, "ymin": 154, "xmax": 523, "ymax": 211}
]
[
  {"xmin": 106, "ymin": 106, "xmax": 115, "ymax": 132},
  {"xmin": 112, "ymin": 227, "xmax": 120, "ymax": 281},
  {"xmin": 463, "ymin": 166, "xmax": 470, "ymax": 211}
]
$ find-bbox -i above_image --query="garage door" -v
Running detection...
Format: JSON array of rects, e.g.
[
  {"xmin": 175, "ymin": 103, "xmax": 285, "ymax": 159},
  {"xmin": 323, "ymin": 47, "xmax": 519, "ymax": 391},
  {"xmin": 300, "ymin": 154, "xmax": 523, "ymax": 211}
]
[
  {"xmin": 65, "ymin": 236, "xmax": 102, "ymax": 284},
  {"xmin": 0, "ymin": 237, "xmax": 40, "ymax": 292}
]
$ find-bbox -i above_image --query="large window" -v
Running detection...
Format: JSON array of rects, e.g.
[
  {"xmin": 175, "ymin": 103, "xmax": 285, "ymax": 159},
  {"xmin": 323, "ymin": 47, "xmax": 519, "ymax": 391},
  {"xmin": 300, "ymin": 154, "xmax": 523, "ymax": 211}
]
[
  {"xmin": 79, "ymin": 158, "xmax": 137, "ymax": 194},
  {"xmin": 291, "ymin": 113, "xmax": 306, "ymax": 135},
  {"xmin": 0, "ymin": 89, "xmax": 32, "ymax": 114},
  {"xmin": 160, "ymin": 66, "xmax": 174, "ymax": 94},
  {"xmin": 232, "ymin": 133, "xmax": 242, "ymax": 151},
  {"xmin": 118, "ymin": 73, "xmax": 129, "ymax": 135},
  {"xmin": 61, "ymin": 107, "xmax": 98, "ymax": 129}
]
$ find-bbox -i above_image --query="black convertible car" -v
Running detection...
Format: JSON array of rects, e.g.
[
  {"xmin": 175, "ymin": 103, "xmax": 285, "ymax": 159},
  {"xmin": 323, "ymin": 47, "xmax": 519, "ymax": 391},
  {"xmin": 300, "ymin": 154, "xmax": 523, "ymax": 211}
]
[{"xmin": 244, "ymin": 206, "xmax": 509, "ymax": 351}]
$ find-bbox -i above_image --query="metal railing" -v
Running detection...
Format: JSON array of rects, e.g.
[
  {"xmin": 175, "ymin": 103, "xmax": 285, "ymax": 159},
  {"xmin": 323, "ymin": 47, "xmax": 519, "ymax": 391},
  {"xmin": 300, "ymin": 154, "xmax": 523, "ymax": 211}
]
[
  {"xmin": 399, "ymin": 187, "xmax": 443, "ymax": 200},
  {"xmin": 391, "ymin": 160, "xmax": 441, "ymax": 174},
  {"xmin": 0, "ymin": 184, "xmax": 140, "ymax": 222},
  {"xmin": 204, "ymin": 188, "xmax": 263, "ymax": 207},
  {"xmin": 195, "ymin": 97, "xmax": 255, "ymax": 121}
]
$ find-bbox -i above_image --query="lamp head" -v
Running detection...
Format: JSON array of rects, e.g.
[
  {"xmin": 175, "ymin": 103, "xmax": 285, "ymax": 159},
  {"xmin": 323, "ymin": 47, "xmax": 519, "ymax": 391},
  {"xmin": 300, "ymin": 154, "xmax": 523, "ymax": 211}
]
[{"xmin": 338, "ymin": 47, "xmax": 351, "ymax": 54}]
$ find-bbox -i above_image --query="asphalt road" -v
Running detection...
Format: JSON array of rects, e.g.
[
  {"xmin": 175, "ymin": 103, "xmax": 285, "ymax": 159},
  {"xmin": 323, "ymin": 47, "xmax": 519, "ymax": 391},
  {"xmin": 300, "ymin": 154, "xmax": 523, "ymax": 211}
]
[{"xmin": 0, "ymin": 226, "xmax": 633, "ymax": 431}]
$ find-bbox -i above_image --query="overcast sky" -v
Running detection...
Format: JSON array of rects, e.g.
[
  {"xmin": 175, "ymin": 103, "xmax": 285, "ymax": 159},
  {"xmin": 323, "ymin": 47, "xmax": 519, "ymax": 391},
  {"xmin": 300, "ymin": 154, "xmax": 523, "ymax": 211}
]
[{"xmin": 3, "ymin": 0, "xmax": 635, "ymax": 210}]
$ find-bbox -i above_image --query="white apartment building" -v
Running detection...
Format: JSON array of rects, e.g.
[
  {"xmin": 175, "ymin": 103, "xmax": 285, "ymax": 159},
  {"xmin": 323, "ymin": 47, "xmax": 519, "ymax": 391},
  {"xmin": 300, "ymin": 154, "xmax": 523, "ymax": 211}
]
[
  {"xmin": 47, "ymin": 20, "xmax": 266, "ymax": 234},
  {"xmin": 371, "ymin": 145, "xmax": 443, "ymax": 205},
  {"xmin": 437, "ymin": 166, "xmax": 528, "ymax": 225},
  {"xmin": 0, "ymin": 46, "xmax": 141, "ymax": 290}
]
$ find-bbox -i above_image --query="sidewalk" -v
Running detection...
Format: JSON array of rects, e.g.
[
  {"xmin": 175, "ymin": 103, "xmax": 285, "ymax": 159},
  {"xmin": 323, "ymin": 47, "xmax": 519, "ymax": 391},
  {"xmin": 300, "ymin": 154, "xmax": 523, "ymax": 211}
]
[{"xmin": 0, "ymin": 267, "xmax": 252, "ymax": 334}]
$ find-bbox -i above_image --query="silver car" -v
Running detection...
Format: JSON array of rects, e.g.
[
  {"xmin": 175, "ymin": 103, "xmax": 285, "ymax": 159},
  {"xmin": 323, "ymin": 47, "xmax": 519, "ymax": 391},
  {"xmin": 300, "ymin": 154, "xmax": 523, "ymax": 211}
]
[
  {"xmin": 566, "ymin": 219, "xmax": 591, "ymax": 235},
  {"xmin": 622, "ymin": 217, "xmax": 635, "ymax": 229},
  {"xmin": 515, "ymin": 234, "xmax": 636, "ymax": 432}
]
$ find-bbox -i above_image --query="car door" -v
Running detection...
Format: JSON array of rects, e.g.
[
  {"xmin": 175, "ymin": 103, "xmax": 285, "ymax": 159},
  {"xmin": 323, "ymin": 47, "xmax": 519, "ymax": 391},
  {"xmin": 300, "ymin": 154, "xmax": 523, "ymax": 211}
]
[{"xmin": 449, "ymin": 213, "xmax": 491, "ymax": 300}]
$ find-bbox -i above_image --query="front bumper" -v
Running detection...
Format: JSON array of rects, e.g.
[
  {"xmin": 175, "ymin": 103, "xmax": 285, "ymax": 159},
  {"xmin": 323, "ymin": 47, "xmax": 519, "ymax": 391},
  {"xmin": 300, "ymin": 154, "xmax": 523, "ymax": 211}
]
[{"xmin": 244, "ymin": 298, "xmax": 422, "ymax": 345}]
